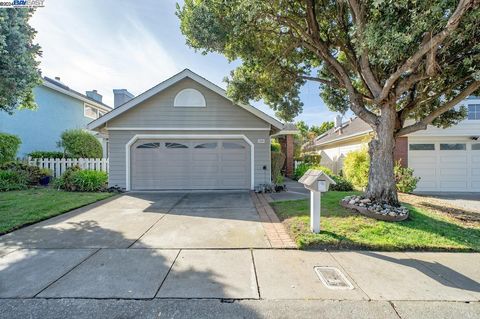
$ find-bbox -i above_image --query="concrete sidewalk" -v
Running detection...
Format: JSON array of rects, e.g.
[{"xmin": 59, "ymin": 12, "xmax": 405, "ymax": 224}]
[
  {"xmin": 1, "ymin": 249, "xmax": 479, "ymax": 318},
  {"xmin": 1, "ymin": 249, "xmax": 479, "ymax": 301}
]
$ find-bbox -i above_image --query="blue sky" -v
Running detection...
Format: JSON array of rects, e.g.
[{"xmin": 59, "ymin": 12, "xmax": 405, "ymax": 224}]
[{"xmin": 30, "ymin": 0, "xmax": 338, "ymax": 126}]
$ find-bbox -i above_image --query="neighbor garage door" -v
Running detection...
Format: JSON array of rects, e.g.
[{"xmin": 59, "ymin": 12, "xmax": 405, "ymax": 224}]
[
  {"xmin": 131, "ymin": 139, "xmax": 251, "ymax": 190},
  {"xmin": 409, "ymin": 141, "xmax": 480, "ymax": 192}
]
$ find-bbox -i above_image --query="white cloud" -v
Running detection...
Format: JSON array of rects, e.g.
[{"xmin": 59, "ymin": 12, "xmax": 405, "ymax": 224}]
[
  {"xmin": 30, "ymin": 1, "xmax": 178, "ymax": 106},
  {"xmin": 28, "ymin": 0, "xmax": 334, "ymax": 126}
]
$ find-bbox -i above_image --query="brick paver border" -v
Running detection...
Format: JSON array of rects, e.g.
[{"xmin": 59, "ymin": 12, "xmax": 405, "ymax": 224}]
[{"xmin": 251, "ymin": 192, "xmax": 297, "ymax": 249}]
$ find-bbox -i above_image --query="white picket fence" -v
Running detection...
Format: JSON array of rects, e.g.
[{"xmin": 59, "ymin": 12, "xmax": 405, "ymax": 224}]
[{"xmin": 27, "ymin": 157, "xmax": 109, "ymax": 178}]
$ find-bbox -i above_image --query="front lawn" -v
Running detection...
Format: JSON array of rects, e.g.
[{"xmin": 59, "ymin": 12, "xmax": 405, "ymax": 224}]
[
  {"xmin": 0, "ymin": 188, "xmax": 114, "ymax": 235},
  {"xmin": 271, "ymin": 191, "xmax": 480, "ymax": 251}
]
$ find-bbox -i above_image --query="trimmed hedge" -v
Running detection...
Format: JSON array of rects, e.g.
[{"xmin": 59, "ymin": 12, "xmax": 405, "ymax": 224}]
[
  {"xmin": 0, "ymin": 133, "xmax": 21, "ymax": 164},
  {"xmin": 28, "ymin": 151, "xmax": 70, "ymax": 159},
  {"xmin": 59, "ymin": 129, "xmax": 103, "ymax": 158}
]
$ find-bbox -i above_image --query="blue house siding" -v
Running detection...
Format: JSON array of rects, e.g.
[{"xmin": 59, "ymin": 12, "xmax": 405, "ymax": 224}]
[{"xmin": 0, "ymin": 86, "xmax": 93, "ymax": 157}]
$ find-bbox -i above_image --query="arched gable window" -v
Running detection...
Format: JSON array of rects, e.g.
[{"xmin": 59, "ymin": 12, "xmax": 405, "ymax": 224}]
[{"xmin": 174, "ymin": 88, "xmax": 206, "ymax": 107}]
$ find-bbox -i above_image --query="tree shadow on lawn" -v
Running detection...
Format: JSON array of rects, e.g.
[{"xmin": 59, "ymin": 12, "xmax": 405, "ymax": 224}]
[
  {"xmin": 395, "ymin": 205, "xmax": 480, "ymax": 251},
  {"xmin": 322, "ymin": 198, "xmax": 480, "ymax": 251},
  {"xmin": 276, "ymin": 197, "xmax": 480, "ymax": 251},
  {"xmin": 416, "ymin": 202, "xmax": 480, "ymax": 223}
]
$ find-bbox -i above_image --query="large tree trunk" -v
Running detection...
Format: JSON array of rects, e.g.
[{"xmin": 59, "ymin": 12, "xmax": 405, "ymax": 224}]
[{"xmin": 365, "ymin": 106, "xmax": 399, "ymax": 206}]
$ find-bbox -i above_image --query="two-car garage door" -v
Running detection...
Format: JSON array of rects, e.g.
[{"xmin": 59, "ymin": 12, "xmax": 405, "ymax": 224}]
[
  {"xmin": 409, "ymin": 141, "xmax": 480, "ymax": 192},
  {"xmin": 131, "ymin": 139, "xmax": 251, "ymax": 190}
]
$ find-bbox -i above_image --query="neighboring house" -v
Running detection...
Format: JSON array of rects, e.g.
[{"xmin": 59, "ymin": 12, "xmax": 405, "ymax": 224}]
[
  {"xmin": 0, "ymin": 77, "xmax": 112, "ymax": 157},
  {"xmin": 305, "ymin": 96, "xmax": 480, "ymax": 192},
  {"xmin": 88, "ymin": 69, "xmax": 294, "ymax": 191}
]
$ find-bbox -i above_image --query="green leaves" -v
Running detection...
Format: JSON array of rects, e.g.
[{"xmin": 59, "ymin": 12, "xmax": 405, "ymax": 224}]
[
  {"xmin": 0, "ymin": 9, "xmax": 42, "ymax": 114},
  {"xmin": 58, "ymin": 129, "xmax": 103, "ymax": 159},
  {"xmin": 178, "ymin": 0, "xmax": 480, "ymax": 127},
  {"xmin": 0, "ymin": 132, "xmax": 21, "ymax": 164}
]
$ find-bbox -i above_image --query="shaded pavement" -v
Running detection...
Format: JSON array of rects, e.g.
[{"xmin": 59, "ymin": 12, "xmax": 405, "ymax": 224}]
[{"xmin": 0, "ymin": 192, "xmax": 479, "ymax": 318}]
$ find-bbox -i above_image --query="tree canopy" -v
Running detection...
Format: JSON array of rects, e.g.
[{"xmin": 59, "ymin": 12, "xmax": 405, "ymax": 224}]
[
  {"xmin": 0, "ymin": 9, "xmax": 42, "ymax": 114},
  {"xmin": 296, "ymin": 120, "xmax": 333, "ymax": 140},
  {"xmin": 178, "ymin": 0, "xmax": 480, "ymax": 205},
  {"xmin": 178, "ymin": 0, "xmax": 480, "ymax": 134}
]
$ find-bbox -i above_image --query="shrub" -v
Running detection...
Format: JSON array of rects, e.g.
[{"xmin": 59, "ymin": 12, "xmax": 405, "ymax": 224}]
[
  {"xmin": 271, "ymin": 152, "xmax": 286, "ymax": 185},
  {"xmin": 55, "ymin": 166, "xmax": 107, "ymax": 192},
  {"xmin": 293, "ymin": 162, "xmax": 333, "ymax": 180},
  {"xmin": 395, "ymin": 163, "xmax": 420, "ymax": 193},
  {"xmin": 0, "ymin": 170, "xmax": 28, "ymax": 191},
  {"xmin": 72, "ymin": 170, "xmax": 108, "ymax": 192},
  {"xmin": 0, "ymin": 162, "xmax": 42, "ymax": 185},
  {"xmin": 54, "ymin": 165, "xmax": 80, "ymax": 190},
  {"xmin": 58, "ymin": 129, "xmax": 103, "ymax": 158},
  {"xmin": 0, "ymin": 133, "xmax": 21, "ymax": 164},
  {"xmin": 28, "ymin": 151, "xmax": 69, "ymax": 159},
  {"xmin": 271, "ymin": 140, "xmax": 281, "ymax": 152},
  {"xmin": 329, "ymin": 175, "xmax": 354, "ymax": 191},
  {"xmin": 343, "ymin": 149, "xmax": 369, "ymax": 189},
  {"xmin": 302, "ymin": 154, "xmax": 321, "ymax": 165},
  {"xmin": 39, "ymin": 168, "xmax": 52, "ymax": 177}
]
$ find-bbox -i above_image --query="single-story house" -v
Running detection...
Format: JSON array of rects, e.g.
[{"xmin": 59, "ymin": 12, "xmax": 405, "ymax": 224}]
[
  {"xmin": 305, "ymin": 97, "xmax": 480, "ymax": 192},
  {"xmin": 0, "ymin": 77, "xmax": 112, "ymax": 157},
  {"xmin": 88, "ymin": 69, "xmax": 295, "ymax": 191}
]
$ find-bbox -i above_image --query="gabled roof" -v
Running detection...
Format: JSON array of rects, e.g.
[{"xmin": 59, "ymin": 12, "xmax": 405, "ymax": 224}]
[
  {"xmin": 272, "ymin": 123, "xmax": 299, "ymax": 136},
  {"xmin": 312, "ymin": 117, "xmax": 372, "ymax": 147},
  {"xmin": 43, "ymin": 77, "xmax": 111, "ymax": 111},
  {"xmin": 87, "ymin": 69, "xmax": 284, "ymax": 131}
]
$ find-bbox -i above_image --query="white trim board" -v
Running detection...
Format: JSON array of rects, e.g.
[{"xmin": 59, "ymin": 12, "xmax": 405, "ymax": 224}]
[
  {"xmin": 88, "ymin": 69, "xmax": 283, "ymax": 131},
  {"xmin": 125, "ymin": 134, "xmax": 255, "ymax": 191},
  {"xmin": 315, "ymin": 130, "xmax": 373, "ymax": 147},
  {"xmin": 108, "ymin": 127, "xmax": 270, "ymax": 131},
  {"xmin": 43, "ymin": 81, "xmax": 111, "ymax": 112}
]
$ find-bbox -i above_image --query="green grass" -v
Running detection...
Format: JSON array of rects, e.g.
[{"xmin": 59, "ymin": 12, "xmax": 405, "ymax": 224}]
[
  {"xmin": 271, "ymin": 191, "xmax": 480, "ymax": 251},
  {"xmin": 0, "ymin": 188, "xmax": 114, "ymax": 235}
]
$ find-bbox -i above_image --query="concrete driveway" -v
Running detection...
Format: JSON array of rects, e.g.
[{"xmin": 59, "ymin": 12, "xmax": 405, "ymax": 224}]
[
  {"xmin": 0, "ymin": 191, "xmax": 270, "ymax": 251},
  {"xmin": 413, "ymin": 192, "xmax": 480, "ymax": 213}
]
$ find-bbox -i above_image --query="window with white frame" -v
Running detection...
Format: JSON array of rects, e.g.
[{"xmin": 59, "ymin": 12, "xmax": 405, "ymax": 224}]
[
  {"xmin": 468, "ymin": 104, "xmax": 480, "ymax": 120},
  {"xmin": 174, "ymin": 88, "xmax": 206, "ymax": 107},
  {"xmin": 84, "ymin": 104, "xmax": 106, "ymax": 119},
  {"xmin": 84, "ymin": 104, "xmax": 99, "ymax": 119}
]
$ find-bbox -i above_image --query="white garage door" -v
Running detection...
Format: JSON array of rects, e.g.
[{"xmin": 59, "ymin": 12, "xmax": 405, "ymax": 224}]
[
  {"xmin": 131, "ymin": 139, "xmax": 251, "ymax": 190},
  {"xmin": 409, "ymin": 142, "xmax": 480, "ymax": 192}
]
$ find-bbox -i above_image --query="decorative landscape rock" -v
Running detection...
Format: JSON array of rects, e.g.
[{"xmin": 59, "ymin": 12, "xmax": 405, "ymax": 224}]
[{"xmin": 340, "ymin": 195, "xmax": 409, "ymax": 222}]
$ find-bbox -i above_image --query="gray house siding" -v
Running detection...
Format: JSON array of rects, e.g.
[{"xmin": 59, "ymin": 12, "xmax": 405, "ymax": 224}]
[
  {"xmin": 107, "ymin": 78, "xmax": 269, "ymax": 129},
  {"xmin": 104, "ymin": 77, "xmax": 273, "ymax": 190},
  {"xmin": 108, "ymin": 130, "xmax": 271, "ymax": 189}
]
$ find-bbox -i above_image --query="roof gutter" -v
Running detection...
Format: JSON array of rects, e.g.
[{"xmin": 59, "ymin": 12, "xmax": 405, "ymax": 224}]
[
  {"xmin": 43, "ymin": 81, "xmax": 111, "ymax": 112},
  {"xmin": 314, "ymin": 129, "xmax": 373, "ymax": 147}
]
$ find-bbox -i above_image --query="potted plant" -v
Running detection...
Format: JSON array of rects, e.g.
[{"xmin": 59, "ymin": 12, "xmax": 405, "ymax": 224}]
[{"xmin": 39, "ymin": 168, "xmax": 53, "ymax": 186}]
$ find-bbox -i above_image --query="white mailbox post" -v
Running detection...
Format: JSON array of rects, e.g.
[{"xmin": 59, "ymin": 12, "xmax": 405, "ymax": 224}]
[{"xmin": 298, "ymin": 169, "xmax": 336, "ymax": 233}]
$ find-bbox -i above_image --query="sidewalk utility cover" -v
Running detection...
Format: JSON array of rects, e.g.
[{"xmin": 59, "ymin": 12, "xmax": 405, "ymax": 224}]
[{"xmin": 314, "ymin": 266, "xmax": 354, "ymax": 290}]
